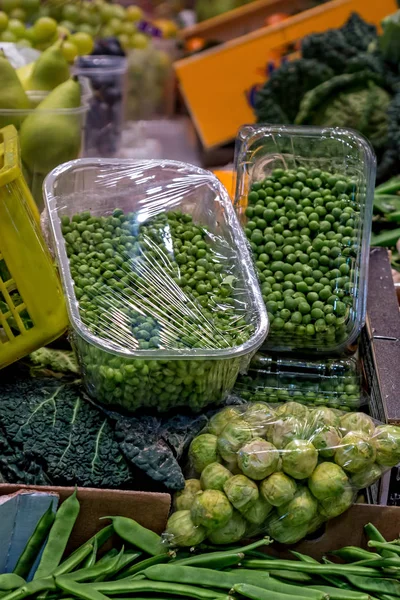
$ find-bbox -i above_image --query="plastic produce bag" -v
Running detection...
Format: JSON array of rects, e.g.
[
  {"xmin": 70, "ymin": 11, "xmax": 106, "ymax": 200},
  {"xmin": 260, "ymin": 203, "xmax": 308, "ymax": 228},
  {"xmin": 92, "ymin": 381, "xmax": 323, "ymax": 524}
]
[
  {"xmin": 44, "ymin": 159, "xmax": 269, "ymax": 413},
  {"xmin": 235, "ymin": 354, "xmax": 364, "ymax": 411},
  {"xmin": 165, "ymin": 401, "xmax": 400, "ymax": 546}
]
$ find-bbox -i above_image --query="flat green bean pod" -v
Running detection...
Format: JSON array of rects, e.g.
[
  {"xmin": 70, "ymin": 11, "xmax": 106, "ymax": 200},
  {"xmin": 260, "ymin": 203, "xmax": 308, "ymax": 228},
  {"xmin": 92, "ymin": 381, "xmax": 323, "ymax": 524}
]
[
  {"xmin": 233, "ymin": 582, "xmax": 312, "ymax": 600},
  {"xmin": 105, "ymin": 517, "xmax": 166, "ymax": 557},
  {"xmin": 0, "ymin": 576, "xmax": 26, "ymax": 592}
]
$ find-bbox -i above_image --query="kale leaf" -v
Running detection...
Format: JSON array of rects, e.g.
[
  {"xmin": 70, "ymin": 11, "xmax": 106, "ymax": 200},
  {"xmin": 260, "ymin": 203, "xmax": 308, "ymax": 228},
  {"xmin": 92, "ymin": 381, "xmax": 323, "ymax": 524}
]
[
  {"xmin": 0, "ymin": 375, "xmax": 132, "ymax": 489},
  {"xmin": 255, "ymin": 59, "xmax": 334, "ymax": 124}
]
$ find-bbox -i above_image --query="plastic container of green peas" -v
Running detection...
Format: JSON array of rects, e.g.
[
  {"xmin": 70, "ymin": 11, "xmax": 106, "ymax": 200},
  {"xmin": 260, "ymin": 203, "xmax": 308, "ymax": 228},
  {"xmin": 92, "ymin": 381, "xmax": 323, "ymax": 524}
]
[
  {"xmin": 234, "ymin": 125, "xmax": 376, "ymax": 355},
  {"xmin": 234, "ymin": 352, "xmax": 364, "ymax": 411},
  {"xmin": 43, "ymin": 159, "xmax": 269, "ymax": 414}
]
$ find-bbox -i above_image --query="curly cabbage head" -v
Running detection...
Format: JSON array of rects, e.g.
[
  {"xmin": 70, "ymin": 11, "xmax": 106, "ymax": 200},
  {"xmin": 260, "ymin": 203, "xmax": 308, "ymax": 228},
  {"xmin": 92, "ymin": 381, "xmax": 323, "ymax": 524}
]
[
  {"xmin": 310, "ymin": 426, "xmax": 342, "ymax": 458},
  {"xmin": 282, "ymin": 439, "xmax": 318, "ymax": 479},
  {"xmin": 277, "ymin": 486, "xmax": 318, "ymax": 527},
  {"xmin": 267, "ymin": 416, "xmax": 304, "ymax": 450},
  {"xmin": 351, "ymin": 463, "xmax": 383, "ymax": 489},
  {"xmin": 309, "ymin": 407, "xmax": 340, "ymax": 430},
  {"xmin": 374, "ymin": 425, "xmax": 400, "ymax": 467},
  {"xmin": 308, "ymin": 462, "xmax": 350, "ymax": 501},
  {"xmin": 174, "ymin": 479, "xmax": 202, "ymax": 511},
  {"xmin": 243, "ymin": 402, "xmax": 276, "ymax": 436},
  {"xmin": 218, "ymin": 419, "xmax": 255, "ymax": 463},
  {"xmin": 190, "ymin": 490, "xmax": 233, "ymax": 531},
  {"xmin": 238, "ymin": 438, "xmax": 280, "ymax": 480},
  {"xmin": 276, "ymin": 401, "xmax": 308, "ymax": 420},
  {"xmin": 335, "ymin": 431, "xmax": 376, "ymax": 473},
  {"xmin": 224, "ymin": 474, "xmax": 259, "ymax": 511},
  {"xmin": 241, "ymin": 495, "xmax": 273, "ymax": 525},
  {"xmin": 260, "ymin": 472, "xmax": 297, "ymax": 507},
  {"xmin": 189, "ymin": 434, "xmax": 219, "ymax": 474},
  {"xmin": 266, "ymin": 512, "xmax": 309, "ymax": 544},
  {"xmin": 319, "ymin": 486, "xmax": 354, "ymax": 519},
  {"xmin": 340, "ymin": 412, "xmax": 375, "ymax": 437},
  {"xmin": 166, "ymin": 510, "xmax": 207, "ymax": 547},
  {"xmin": 207, "ymin": 510, "xmax": 247, "ymax": 545},
  {"xmin": 208, "ymin": 407, "xmax": 242, "ymax": 436},
  {"xmin": 200, "ymin": 462, "xmax": 233, "ymax": 492}
]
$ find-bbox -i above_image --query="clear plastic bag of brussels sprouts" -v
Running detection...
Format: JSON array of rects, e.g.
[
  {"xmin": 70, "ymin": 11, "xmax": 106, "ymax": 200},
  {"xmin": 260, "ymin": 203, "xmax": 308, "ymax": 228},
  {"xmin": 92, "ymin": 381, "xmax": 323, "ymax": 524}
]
[
  {"xmin": 234, "ymin": 125, "xmax": 376, "ymax": 355},
  {"xmin": 234, "ymin": 353, "xmax": 365, "ymax": 411},
  {"xmin": 165, "ymin": 401, "xmax": 400, "ymax": 547},
  {"xmin": 43, "ymin": 159, "xmax": 269, "ymax": 413}
]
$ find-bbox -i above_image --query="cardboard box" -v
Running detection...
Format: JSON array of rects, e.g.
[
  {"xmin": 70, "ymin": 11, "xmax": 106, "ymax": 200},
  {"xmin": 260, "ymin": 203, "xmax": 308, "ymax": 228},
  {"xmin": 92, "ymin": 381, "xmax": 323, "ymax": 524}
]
[{"xmin": 0, "ymin": 485, "xmax": 171, "ymax": 553}]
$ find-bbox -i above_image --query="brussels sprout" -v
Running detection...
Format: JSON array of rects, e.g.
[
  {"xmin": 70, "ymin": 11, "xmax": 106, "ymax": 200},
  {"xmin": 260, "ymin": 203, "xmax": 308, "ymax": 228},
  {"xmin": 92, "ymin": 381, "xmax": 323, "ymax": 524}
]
[
  {"xmin": 281, "ymin": 439, "xmax": 318, "ymax": 480},
  {"xmin": 238, "ymin": 438, "xmax": 280, "ymax": 480},
  {"xmin": 218, "ymin": 419, "xmax": 254, "ymax": 462},
  {"xmin": 309, "ymin": 407, "xmax": 340, "ymax": 429},
  {"xmin": 260, "ymin": 472, "xmax": 297, "ymax": 507},
  {"xmin": 266, "ymin": 512, "xmax": 309, "ymax": 544},
  {"xmin": 208, "ymin": 407, "xmax": 242, "ymax": 436},
  {"xmin": 308, "ymin": 462, "xmax": 350, "ymax": 501},
  {"xmin": 340, "ymin": 413, "xmax": 375, "ymax": 437},
  {"xmin": 191, "ymin": 490, "xmax": 233, "ymax": 531},
  {"xmin": 319, "ymin": 486, "xmax": 354, "ymax": 519},
  {"xmin": 174, "ymin": 479, "xmax": 202, "ymax": 511},
  {"xmin": 310, "ymin": 426, "xmax": 342, "ymax": 458},
  {"xmin": 224, "ymin": 474, "xmax": 259, "ymax": 511},
  {"xmin": 166, "ymin": 510, "xmax": 207, "ymax": 547},
  {"xmin": 351, "ymin": 463, "xmax": 383, "ymax": 489},
  {"xmin": 200, "ymin": 463, "xmax": 233, "ymax": 491},
  {"xmin": 244, "ymin": 403, "xmax": 276, "ymax": 436},
  {"xmin": 241, "ymin": 495, "xmax": 273, "ymax": 525},
  {"xmin": 277, "ymin": 487, "xmax": 318, "ymax": 527},
  {"xmin": 207, "ymin": 510, "xmax": 247, "ymax": 545},
  {"xmin": 374, "ymin": 425, "xmax": 400, "ymax": 467},
  {"xmin": 189, "ymin": 434, "xmax": 219, "ymax": 474},
  {"xmin": 276, "ymin": 402, "xmax": 308, "ymax": 420},
  {"xmin": 335, "ymin": 432, "xmax": 376, "ymax": 474},
  {"xmin": 267, "ymin": 416, "xmax": 304, "ymax": 450},
  {"xmin": 307, "ymin": 512, "xmax": 326, "ymax": 535}
]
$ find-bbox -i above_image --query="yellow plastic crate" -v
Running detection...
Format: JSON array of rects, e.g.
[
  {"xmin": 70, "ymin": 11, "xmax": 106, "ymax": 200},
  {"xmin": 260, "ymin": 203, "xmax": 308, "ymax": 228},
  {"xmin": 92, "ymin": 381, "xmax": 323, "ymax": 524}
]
[{"xmin": 0, "ymin": 125, "xmax": 68, "ymax": 369}]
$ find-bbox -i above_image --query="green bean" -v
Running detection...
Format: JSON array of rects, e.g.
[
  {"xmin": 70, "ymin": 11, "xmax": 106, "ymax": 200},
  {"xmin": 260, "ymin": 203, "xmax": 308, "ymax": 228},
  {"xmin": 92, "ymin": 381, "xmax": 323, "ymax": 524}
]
[
  {"xmin": 290, "ymin": 552, "xmax": 353, "ymax": 589},
  {"xmin": 82, "ymin": 540, "xmax": 98, "ymax": 569},
  {"xmin": 144, "ymin": 564, "xmax": 325, "ymax": 597},
  {"xmin": 91, "ymin": 579, "xmax": 231, "ymax": 600},
  {"xmin": 34, "ymin": 491, "xmax": 80, "ymax": 580},
  {"xmin": 115, "ymin": 554, "xmax": 170, "ymax": 579},
  {"xmin": 172, "ymin": 539, "xmax": 269, "ymax": 570},
  {"xmin": 54, "ymin": 544, "xmax": 93, "ymax": 577},
  {"xmin": 368, "ymin": 542, "xmax": 400, "ymax": 557},
  {"xmin": 379, "ymin": 594, "xmax": 400, "ymax": 600},
  {"xmin": 242, "ymin": 559, "xmax": 380, "ymax": 577},
  {"xmin": 1, "ymin": 578, "xmax": 56, "ymax": 600},
  {"xmin": 107, "ymin": 551, "xmax": 142, "ymax": 578},
  {"xmin": 233, "ymin": 583, "xmax": 313, "ymax": 600},
  {"xmin": 346, "ymin": 575, "xmax": 400, "ymax": 597},
  {"xmin": 61, "ymin": 551, "xmax": 122, "ymax": 582},
  {"xmin": 226, "ymin": 570, "xmax": 324, "ymax": 600},
  {"xmin": 13, "ymin": 505, "xmax": 55, "ymax": 579},
  {"xmin": 309, "ymin": 585, "xmax": 371, "ymax": 600},
  {"xmin": 269, "ymin": 570, "xmax": 314, "ymax": 583},
  {"xmin": 365, "ymin": 526, "xmax": 398, "ymax": 561},
  {"xmin": 94, "ymin": 549, "xmax": 119, "ymax": 566},
  {"xmin": 0, "ymin": 577, "xmax": 26, "ymax": 592},
  {"xmin": 331, "ymin": 548, "xmax": 382, "ymax": 563},
  {"xmin": 105, "ymin": 516, "xmax": 166, "ymax": 556},
  {"xmin": 370, "ymin": 228, "xmax": 400, "ymax": 247},
  {"xmin": 55, "ymin": 577, "xmax": 108, "ymax": 600}
]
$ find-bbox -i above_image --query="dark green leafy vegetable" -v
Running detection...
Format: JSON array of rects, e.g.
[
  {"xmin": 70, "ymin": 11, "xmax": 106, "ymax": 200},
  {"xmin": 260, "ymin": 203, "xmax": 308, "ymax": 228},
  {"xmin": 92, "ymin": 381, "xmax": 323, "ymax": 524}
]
[
  {"xmin": 255, "ymin": 59, "xmax": 334, "ymax": 123},
  {"xmin": 295, "ymin": 72, "xmax": 391, "ymax": 151},
  {"xmin": 379, "ymin": 10, "xmax": 400, "ymax": 67}
]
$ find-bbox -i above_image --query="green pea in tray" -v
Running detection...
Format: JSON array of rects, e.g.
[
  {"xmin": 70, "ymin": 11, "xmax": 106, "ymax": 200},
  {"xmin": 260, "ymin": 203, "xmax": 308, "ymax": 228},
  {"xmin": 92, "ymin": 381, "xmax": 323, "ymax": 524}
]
[
  {"xmin": 44, "ymin": 160, "xmax": 268, "ymax": 413},
  {"xmin": 234, "ymin": 353, "xmax": 364, "ymax": 411},
  {"xmin": 234, "ymin": 125, "xmax": 376, "ymax": 355}
]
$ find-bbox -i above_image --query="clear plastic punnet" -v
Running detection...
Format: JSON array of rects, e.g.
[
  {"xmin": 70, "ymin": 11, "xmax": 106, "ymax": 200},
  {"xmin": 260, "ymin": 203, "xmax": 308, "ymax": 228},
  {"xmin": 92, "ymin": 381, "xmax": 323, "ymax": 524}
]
[
  {"xmin": 234, "ymin": 125, "xmax": 376, "ymax": 355},
  {"xmin": 165, "ymin": 402, "xmax": 400, "ymax": 547},
  {"xmin": 234, "ymin": 353, "xmax": 363, "ymax": 411},
  {"xmin": 44, "ymin": 159, "xmax": 269, "ymax": 413}
]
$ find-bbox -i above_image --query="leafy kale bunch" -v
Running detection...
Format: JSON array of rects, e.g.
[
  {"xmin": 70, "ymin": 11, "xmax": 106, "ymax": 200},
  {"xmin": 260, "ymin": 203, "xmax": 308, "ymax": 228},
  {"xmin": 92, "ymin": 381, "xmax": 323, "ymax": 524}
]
[
  {"xmin": 0, "ymin": 359, "xmax": 209, "ymax": 492},
  {"xmin": 254, "ymin": 12, "xmax": 400, "ymax": 181}
]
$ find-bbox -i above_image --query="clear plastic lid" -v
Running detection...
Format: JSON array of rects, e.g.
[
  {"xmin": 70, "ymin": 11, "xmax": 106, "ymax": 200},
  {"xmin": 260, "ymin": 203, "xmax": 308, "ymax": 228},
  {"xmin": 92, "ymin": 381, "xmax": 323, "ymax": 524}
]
[
  {"xmin": 234, "ymin": 125, "xmax": 376, "ymax": 356},
  {"xmin": 44, "ymin": 159, "xmax": 269, "ymax": 360}
]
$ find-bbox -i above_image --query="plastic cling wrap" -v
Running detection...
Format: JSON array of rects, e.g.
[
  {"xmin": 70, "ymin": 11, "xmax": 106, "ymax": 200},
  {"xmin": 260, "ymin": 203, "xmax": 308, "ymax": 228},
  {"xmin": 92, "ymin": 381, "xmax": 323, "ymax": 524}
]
[
  {"xmin": 234, "ymin": 125, "xmax": 376, "ymax": 354},
  {"xmin": 44, "ymin": 159, "xmax": 269, "ymax": 413},
  {"xmin": 235, "ymin": 354, "xmax": 363, "ymax": 411},
  {"xmin": 166, "ymin": 402, "xmax": 400, "ymax": 547}
]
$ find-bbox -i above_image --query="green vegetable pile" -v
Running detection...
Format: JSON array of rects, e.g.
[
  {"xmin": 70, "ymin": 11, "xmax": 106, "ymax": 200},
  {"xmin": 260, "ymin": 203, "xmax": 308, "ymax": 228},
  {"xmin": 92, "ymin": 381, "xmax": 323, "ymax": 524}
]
[
  {"xmin": 253, "ymin": 12, "xmax": 400, "ymax": 184},
  {"xmin": 235, "ymin": 355, "xmax": 362, "ymax": 410},
  {"xmin": 167, "ymin": 402, "xmax": 400, "ymax": 546},
  {"xmin": 242, "ymin": 166, "xmax": 359, "ymax": 350},
  {"xmin": 61, "ymin": 208, "xmax": 255, "ymax": 412},
  {"xmin": 371, "ymin": 176, "xmax": 400, "ymax": 271},
  {"xmin": 6, "ymin": 493, "xmax": 400, "ymax": 600}
]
